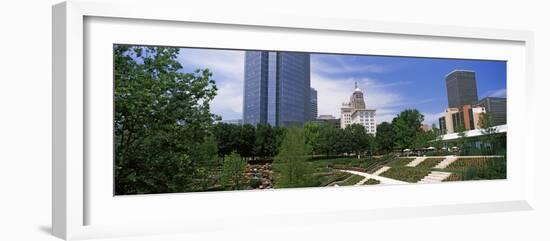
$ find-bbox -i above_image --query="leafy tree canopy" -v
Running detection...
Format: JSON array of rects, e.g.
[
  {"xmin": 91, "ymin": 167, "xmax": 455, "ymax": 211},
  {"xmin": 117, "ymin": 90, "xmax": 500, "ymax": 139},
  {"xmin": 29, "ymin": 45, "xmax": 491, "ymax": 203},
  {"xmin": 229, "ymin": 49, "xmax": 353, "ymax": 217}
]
[
  {"xmin": 391, "ymin": 109, "xmax": 424, "ymax": 150},
  {"xmin": 114, "ymin": 45, "xmax": 218, "ymax": 194}
]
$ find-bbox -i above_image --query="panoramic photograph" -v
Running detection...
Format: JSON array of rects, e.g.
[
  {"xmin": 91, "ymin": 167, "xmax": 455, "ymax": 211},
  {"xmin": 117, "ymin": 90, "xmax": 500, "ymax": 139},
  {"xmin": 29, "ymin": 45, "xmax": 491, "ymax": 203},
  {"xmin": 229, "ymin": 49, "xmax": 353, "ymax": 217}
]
[{"xmin": 113, "ymin": 44, "xmax": 507, "ymax": 195}]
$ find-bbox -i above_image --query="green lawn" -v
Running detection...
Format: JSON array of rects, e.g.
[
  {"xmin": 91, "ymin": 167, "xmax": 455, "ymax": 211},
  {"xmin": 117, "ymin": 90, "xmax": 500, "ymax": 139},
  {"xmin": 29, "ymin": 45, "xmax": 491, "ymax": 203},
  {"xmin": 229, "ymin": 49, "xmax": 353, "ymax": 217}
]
[
  {"xmin": 389, "ymin": 158, "xmax": 414, "ymax": 167},
  {"xmin": 309, "ymin": 156, "xmax": 387, "ymax": 172},
  {"xmin": 363, "ymin": 179, "xmax": 381, "ymax": 185},
  {"xmin": 271, "ymin": 155, "xmax": 505, "ymax": 187},
  {"xmin": 315, "ymin": 171, "xmax": 352, "ymax": 186},
  {"xmin": 380, "ymin": 167, "xmax": 430, "ymax": 183},
  {"xmin": 337, "ymin": 174, "xmax": 365, "ymax": 186}
]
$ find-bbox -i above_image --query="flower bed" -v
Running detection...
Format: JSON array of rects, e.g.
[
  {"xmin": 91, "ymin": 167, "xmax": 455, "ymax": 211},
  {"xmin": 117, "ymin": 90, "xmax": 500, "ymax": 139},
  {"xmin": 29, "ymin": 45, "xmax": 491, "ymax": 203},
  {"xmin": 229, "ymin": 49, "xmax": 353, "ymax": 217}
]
[
  {"xmin": 444, "ymin": 157, "xmax": 506, "ymax": 180},
  {"xmin": 445, "ymin": 157, "xmax": 502, "ymax": 171},
  {"xmin": 443, "ymin": 173, "xmax": 462, "ymax": 182},
  {"xmin": 391, "ymin": 158, "xmax": 414, "ymax": 167},
  {"xmin": 416, "ymin": 158, "xmax": 445, "ymax": 169}
]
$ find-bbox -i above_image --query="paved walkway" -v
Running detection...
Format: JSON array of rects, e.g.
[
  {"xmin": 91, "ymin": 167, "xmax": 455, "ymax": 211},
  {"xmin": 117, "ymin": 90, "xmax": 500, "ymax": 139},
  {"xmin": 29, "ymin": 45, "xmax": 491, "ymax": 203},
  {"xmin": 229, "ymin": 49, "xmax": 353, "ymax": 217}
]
[
  {"xmin": 434, "ymin": 156, "xmax": 458, "ymax": 169},
  {"xmin": 372, "ymin": 166, "xmax": 391, "ymax": 175},
  {"xmin": 406, "ymin": 157, "xmax": 427, "ymax": 167},
  {"xmin": 340, "ymin": 170, "xmax": 409, "ymax": 185}
]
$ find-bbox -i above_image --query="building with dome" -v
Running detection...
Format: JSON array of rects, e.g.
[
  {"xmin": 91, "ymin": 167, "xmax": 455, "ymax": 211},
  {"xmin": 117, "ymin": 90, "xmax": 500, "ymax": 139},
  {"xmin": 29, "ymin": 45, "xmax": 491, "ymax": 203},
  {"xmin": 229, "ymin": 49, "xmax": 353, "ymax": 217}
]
[{"xmin": 340, "ymin": 82, "xmax": 377, "ymax": 134}]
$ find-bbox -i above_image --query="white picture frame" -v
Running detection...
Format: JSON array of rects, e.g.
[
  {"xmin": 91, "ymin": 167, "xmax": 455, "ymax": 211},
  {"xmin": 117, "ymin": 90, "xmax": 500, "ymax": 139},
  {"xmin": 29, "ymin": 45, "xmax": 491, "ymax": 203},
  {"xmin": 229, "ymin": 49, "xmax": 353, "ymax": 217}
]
[{"xmin": 52, "ymin": 0, "xmax": 536, "ymax": 240}]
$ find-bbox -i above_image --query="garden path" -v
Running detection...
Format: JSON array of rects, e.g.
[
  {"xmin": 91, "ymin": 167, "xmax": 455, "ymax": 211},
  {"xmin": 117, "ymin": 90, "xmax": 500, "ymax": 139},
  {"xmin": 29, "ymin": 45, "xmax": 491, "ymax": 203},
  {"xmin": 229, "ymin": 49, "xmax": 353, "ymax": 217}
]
[{"xmin": 340, "ymin": 170, "xmax": 409, "ymax": 185}]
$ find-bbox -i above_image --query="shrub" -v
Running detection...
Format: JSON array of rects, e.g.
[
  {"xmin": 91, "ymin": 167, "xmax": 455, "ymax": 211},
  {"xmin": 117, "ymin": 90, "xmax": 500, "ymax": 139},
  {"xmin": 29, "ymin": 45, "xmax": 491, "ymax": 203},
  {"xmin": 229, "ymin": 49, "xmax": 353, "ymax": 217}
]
[
  {"xmin": 416, "ymin": 158, "xmax": 444, "ymax": 169},
  {"xmin": 444, "ymin": 157, "xmax": 506, "ymax": 180},
  {"xmin": 443, "ymin": 173, "xmax": 462, "ymax": 182},
  {"xmin": 249, "ymin": 178, "xmax": 262, "ymax": 189},
  {"xmin": 363, "ymin": 179, "xmax": 381, "ymax": 185},
  {"xmin": 221, "ymin": 152, "xmax": 248, "ymax": 190}
]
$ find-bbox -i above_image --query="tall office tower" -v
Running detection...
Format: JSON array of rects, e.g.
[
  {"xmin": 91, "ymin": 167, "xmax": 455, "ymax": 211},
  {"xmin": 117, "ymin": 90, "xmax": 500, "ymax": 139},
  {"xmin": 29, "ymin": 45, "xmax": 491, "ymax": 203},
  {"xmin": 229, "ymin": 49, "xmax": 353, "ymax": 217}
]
[
  {"xmin": 243, "ymin": 51, "xmax": 311, "ymax": 126},
  {"xmin": 476, "ymin": 97, "xmax": 507, "ymax": 126},
  {"xmin": 446, "ymin": 70, "xmax": 479, "ymax": 108},
  {"xmin": 340, "ymin": 82, "xmax": 376, "ymax": 135},
  {"xmin": 310, "ymin": 88, "xmax": 318, "ymax": 120}
]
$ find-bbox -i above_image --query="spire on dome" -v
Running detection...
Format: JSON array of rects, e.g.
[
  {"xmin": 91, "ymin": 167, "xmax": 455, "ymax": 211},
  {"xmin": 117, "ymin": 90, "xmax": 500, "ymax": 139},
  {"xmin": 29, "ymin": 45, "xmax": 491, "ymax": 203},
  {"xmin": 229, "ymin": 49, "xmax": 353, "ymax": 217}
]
[{"xmin": 353, "ymin": 81, "xmax": 362, "ymax": 92}]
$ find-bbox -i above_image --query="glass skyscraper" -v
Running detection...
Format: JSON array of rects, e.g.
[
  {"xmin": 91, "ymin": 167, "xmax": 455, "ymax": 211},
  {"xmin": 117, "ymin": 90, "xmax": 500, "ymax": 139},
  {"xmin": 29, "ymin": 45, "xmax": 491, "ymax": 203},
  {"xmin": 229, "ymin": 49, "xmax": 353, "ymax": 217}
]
[
  {"xmin": 243, "ymin": 51, "xmax": 311, "ymax": 126},
  {"xmin": 446, "ymin": 70, "xmax": 478, "ymax": 108},
  {"xmin": 310, "ymin": 88, "xmax": 318, "ymax": 120},
  {"xmin": 477, "ymin": 97, "xmax": 507, "ymax": 126}
]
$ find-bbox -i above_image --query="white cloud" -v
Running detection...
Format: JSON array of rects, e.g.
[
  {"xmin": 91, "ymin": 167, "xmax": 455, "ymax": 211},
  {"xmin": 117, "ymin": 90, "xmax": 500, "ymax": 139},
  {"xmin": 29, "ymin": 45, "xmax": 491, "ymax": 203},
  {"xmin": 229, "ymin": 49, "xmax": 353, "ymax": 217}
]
[
  {"xmin": 178, "ymin": 48, "xmax": 244, "ymax": 79},
  {"xmin": 483, "ymin": 88, "xmax": 507, "ymax": 98},
  {"xmin": 177, "ymin": 49, "xmax": 245, "ymax": 120},
  {"xmin": 311, "ymin": 73, "xmax": 406, "ymax": 124},
  {"xmin": 310, "ymin": 54, "xmax": 425, "ymax": 124},
  {"xmin": 422, "ymin": 111, "xmax": 445, "ymax": 126},
  {"xmin": 175, "ymin": 49, "xmax": 427, "ymax": 123},
  {"xmin": 210, "ymin": 81, "xmax": 243, "ymax": 119},
  {"xmin": 311, "ymin": 56, "xmax": 389, "ymax": 75}
]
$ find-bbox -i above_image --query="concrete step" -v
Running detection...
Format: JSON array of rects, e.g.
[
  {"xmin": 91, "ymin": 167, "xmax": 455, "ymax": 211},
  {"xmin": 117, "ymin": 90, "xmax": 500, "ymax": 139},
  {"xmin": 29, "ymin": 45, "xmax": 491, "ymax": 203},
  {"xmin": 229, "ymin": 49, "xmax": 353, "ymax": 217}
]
[
  {"xmin": 434, "ymin": 156, "xmax": 458, "ymax": 169},
  {"xmin": 423, "ymin": 177, "xmax": 443, "ymax": 181},
  {"xmin": 406, "ymin": 157, "xmax": 427, "ymax": 167},
  {"xmin": 431, "ymin": 171, "xmax": 451, "ymax": 175},
  {"xmin": 423, "ymin": 176, "xmax": 447, "ymax": 181},
  {"xmin": 422, "ymin": 176, "xmax": 445, "ymax": 180},
  {"xmin": 420, "ymin": 179, "xmax": 443, "ymax": 183},
  {"xmin": 421, "ymin": 176, "xmax": 445, "ymax": 180},
  {"xmin": 426, "ymin": 173, "xmax": 450, "ymax": 177},
  {"xmin": 417, "ymin": 170, "xmax": 452, "ymax": 183}
]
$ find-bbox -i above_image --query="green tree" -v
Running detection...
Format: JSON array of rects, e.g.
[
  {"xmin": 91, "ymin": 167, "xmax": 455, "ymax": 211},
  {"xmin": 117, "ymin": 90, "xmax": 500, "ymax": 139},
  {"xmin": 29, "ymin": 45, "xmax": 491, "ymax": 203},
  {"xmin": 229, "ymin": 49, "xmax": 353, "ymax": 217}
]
[
  {"xmin": 304, "ymin": 122, "xmax": 323, "ymax": 155},
  {"xmin": 221, "ymin": 152, "xmax": 248, "ymax": 190},
  {"xmin": 192, "ymin": 135, "xmax": 219, "ymax": 190},
  {"xmin": 314, "ymin": 125, "xmax": 336, "ymax": 156},
  {"xmin": 345, "ymin": 124, "xmax": 369, "ymax": 157},
  {"xmin": 274, "ymin": 126, "xmax": 313, "ymax": 188},
  {"xmin": 213, "ymin": 123, "xmax": 240, "ymax": 159},
  {"xmin": 114, "ymin": 45, "xmax": 217, "ymax": 195},
  {"xmin": 376, "ymin": 122, "xmax": 395, "ymax": 154},
  {"xmin": 273, "ymin": 125, "xmax": 286, "ymax": 156},
  {"xmin": 456, "ymin": 124, "xmax": 468, "ymax": 155},
  {"xmin": 391, "ymin": 109, "xmax": 424, "ymax": 150},
  {"xmin": 366, "ymin": 133, "xmax": 377, "ymax": 157},
  {"xmin": 238, "ymin": 124, "xmax": 256, "ymax": 159},
  {"xmin": 336, "ymin": 127, "xmax": 353, "ymax": 155},
  {"xmin": 254, "ymin": 124, "xmax": 277, "ymax": 160},
  {"xmin": 433, "ymin": 135, "xmax": 444, "ymax": 151},
  {"xmin": 192, "ymin": 135, "xmax": 219, "ymax": 164},
  {"xmin": 479, "ymin": 112, "xmax": 498, "ymax": 155},
  {"xmin": 412, "ymin": 129, "xmax": 438, "ymax": 149}
]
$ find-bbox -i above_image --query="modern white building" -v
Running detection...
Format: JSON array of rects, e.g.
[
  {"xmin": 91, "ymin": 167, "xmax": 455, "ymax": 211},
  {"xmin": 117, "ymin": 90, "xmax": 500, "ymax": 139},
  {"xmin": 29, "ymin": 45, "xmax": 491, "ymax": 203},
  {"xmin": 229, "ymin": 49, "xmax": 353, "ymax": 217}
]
[
  {"xmin": 438, "ymin": 105, "xmax": 486, "ymax": 134},
  {"xmin": 440, "ymin": 124, "xmax": 506, "ymax": 141},
  {"xmin": 340, "ymin": 83, "xmax": 376, "ymax": 134}
]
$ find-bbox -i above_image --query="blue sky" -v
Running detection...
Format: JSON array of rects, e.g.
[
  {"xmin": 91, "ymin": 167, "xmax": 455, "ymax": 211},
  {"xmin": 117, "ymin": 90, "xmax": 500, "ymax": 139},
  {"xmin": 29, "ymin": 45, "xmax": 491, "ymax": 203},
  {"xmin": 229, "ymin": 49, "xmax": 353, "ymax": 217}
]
[{"xmin": 177, "ymin": 48, "xmax": 506, "ymax": 126}]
